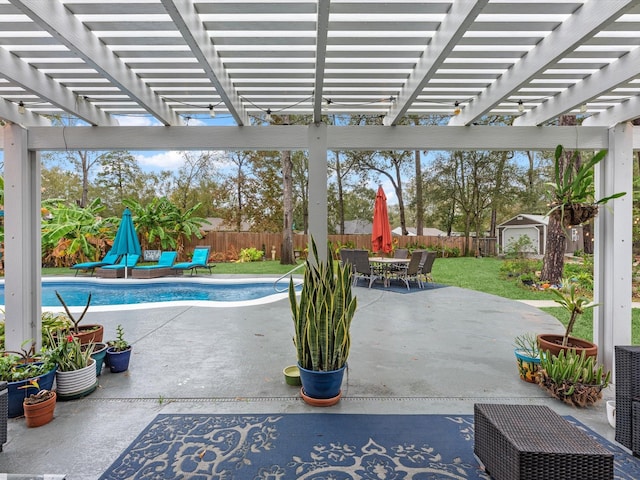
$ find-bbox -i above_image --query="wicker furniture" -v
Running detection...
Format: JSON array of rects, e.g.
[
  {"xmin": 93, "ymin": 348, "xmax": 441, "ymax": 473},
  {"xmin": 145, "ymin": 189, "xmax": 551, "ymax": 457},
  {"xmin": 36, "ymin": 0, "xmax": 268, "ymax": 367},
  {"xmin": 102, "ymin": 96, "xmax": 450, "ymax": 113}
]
[
  {"xmin": 1, "ymin": 381, "xmax": 7, "ymax": 452},
  {"xmin": 474, "ymin": 403, "xmax": 613, "ymax": 480},
  {"xmin": 131, "ymin": 267, "xmax": 175, "ymax": 279},
  {"xmin": 614, "ymin": 345, "xmax": 640, "ymax": 454}
]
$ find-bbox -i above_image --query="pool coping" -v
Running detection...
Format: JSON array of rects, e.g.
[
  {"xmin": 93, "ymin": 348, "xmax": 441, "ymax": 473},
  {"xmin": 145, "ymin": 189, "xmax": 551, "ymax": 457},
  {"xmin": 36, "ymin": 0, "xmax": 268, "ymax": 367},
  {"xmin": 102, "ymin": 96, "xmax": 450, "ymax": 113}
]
[{"xmin": 0, "ymin": 275, "xmax": 302, "ymax": 311}]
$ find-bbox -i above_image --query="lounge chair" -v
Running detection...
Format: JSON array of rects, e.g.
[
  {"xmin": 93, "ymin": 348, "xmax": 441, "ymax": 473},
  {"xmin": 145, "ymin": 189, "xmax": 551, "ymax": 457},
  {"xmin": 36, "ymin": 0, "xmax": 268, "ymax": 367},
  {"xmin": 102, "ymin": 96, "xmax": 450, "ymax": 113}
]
[
  {"xmin": 131, "ymin": 251, "xmax": 178, "ymax": 279},
  {"xmin": 95, "ymin": 254, "xmax": 140, "ymax": 278},
  {"xmin": 171, "ymin": 247, "xmax": 213, "ymax": 275},
  {"xmin": 70, "ymin": 250, "xmax": 120, "ymax": 276}
]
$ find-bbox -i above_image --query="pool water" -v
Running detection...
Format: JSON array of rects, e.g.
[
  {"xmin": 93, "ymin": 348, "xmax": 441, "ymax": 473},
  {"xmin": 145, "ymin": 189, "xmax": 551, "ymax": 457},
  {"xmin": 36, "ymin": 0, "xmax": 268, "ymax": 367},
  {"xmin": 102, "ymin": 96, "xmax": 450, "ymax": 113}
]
[{"xmin": 0, "ymin": 280, "xmax": 296, "ymax": 307}]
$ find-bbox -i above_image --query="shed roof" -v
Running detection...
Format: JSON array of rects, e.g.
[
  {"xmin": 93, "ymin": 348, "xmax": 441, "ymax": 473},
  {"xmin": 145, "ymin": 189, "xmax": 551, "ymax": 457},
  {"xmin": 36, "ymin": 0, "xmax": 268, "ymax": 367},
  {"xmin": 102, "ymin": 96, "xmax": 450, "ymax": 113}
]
[{"xmin": 497, "ymin": 214, "xmax": 549, "ymax": 227}]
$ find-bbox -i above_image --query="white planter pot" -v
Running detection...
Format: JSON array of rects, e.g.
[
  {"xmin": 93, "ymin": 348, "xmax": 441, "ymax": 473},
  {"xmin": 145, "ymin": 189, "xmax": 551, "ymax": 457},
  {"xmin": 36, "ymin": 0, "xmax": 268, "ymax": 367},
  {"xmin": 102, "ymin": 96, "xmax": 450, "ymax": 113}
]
[{"xmin": 55, "ymin": 359, "xmax": 97, "ymax": 400}]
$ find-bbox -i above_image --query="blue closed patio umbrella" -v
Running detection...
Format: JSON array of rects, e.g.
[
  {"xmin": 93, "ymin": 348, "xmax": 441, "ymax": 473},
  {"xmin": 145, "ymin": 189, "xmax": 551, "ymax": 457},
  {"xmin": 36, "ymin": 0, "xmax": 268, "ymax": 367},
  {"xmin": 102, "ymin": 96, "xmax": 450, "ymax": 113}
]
[{"xmin": 111, "ymin": 208, "xmax": 141, "ymax": 278}]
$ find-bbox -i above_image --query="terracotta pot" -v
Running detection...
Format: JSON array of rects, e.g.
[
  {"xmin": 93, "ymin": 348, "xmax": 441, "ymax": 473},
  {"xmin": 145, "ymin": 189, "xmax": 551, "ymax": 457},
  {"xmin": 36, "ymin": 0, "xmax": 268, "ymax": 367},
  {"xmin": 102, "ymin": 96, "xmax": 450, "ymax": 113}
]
[
  {"xmin": 300, "ymin": 387, "xmax": 341, "ymax": 407},
  {"xmin": 72, "ymin": 325, "xmax": 104, "ymax": 345},
  {"xmin": 23, "ymin": 391, "xmax": 56, "ymax": 428},
  {"xmin": 537, "ymin": 334, "xmax": 597, "ymax": 358}
]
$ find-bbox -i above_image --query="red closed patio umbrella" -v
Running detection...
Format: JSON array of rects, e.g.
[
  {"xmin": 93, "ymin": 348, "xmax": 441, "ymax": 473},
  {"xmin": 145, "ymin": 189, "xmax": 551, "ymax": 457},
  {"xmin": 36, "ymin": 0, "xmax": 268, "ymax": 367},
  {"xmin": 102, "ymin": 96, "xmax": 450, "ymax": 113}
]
[{"xmin": 372, "ymin": 185, "xmax": 393, "ymax": 254}]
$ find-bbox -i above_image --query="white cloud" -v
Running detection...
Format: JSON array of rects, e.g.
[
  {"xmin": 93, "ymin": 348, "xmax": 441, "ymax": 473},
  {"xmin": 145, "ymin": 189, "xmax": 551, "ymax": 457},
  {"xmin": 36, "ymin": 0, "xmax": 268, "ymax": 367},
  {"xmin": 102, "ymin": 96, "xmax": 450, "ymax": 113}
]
[
  {"xmin": 113, "ymin": 115, "xmax": 160, "ymax": 127},
  {"xmin": 135, "ymin": 151, "xmax": 185, "ymax": 171}
]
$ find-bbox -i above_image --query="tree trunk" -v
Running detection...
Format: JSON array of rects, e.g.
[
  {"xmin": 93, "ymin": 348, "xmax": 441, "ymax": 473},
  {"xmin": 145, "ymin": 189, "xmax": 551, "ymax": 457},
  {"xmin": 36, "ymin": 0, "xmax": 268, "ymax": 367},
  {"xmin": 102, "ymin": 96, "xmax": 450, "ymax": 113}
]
[
  {"xmin": 335, "ymin": 151, "xmax": 345, "ymax": 234},
  {"xmin": 541, "ymin": 115, "xmax": 575, "ymax": 282},
  {"xmin": 281, "ymin": 148, "xmax": 296, "ymax": 265},
  {"xmin": 583, "ymin": 221, "xmax": 593, "ymax": 254},
  {"xmin": 540, "ymin": 213, "xmax": 566, "ymax": 284},
  {"xmin": 415, "ymin": 149, "xmax": 423, "ymax": 235}
]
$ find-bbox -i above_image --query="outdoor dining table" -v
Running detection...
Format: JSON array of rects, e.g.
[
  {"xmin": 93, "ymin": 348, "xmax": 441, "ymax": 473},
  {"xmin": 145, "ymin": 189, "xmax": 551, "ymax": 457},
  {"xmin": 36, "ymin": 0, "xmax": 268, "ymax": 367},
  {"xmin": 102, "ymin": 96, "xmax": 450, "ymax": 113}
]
[{"xmin": 369, "ymin": 257, "xmax": 410, "ymax": 287}]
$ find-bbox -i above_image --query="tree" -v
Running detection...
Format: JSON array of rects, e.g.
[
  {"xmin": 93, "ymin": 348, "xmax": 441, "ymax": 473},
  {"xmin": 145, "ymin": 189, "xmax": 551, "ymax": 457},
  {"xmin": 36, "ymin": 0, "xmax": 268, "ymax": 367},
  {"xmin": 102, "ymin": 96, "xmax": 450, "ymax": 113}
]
[
  {"xmin": 170, "ymin": 151, "xmax": 220, "ymax": 211},
  {"xmin": 95, "ymin": 151, "xmax": 143, "ymax": 209}
]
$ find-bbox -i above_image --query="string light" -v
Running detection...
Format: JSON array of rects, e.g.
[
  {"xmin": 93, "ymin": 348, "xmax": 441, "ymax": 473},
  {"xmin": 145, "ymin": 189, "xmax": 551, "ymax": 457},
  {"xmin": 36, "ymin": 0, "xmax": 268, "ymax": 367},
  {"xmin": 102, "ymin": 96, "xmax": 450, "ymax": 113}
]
[
  {"xmin": 208, "ymin": 104, "xmax": 215, "ymax": 118},
  {"xmin": 18, "ymin": 101, "xmax": 25, "ymax": 114},
  {"xmin": 580, "ymin": 103, "xmax": 588, "ymax": 113},
  {"xmin": 518, "ymin": 100, "xmax": 524, "ymax": 113},
  {"xmin": 453, "ymin": 101, "xmax": 461, "ymax": 115}
]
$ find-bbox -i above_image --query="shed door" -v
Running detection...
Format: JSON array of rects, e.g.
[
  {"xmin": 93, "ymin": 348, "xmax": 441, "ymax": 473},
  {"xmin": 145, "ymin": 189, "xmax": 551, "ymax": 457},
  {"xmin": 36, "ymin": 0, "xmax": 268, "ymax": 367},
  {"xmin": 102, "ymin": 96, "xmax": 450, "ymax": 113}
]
[{"xmin": 502, "ymin": 227, "xmax": 539, "ymax": 254}]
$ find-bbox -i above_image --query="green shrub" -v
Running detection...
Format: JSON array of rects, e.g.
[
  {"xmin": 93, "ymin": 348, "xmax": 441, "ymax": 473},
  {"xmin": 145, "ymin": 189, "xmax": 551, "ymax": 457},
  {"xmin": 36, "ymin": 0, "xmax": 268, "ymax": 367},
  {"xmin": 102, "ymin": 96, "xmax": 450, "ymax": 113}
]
[{"xmin": 237, "ymin": 247, "xmax": 264, "ymax": 262}]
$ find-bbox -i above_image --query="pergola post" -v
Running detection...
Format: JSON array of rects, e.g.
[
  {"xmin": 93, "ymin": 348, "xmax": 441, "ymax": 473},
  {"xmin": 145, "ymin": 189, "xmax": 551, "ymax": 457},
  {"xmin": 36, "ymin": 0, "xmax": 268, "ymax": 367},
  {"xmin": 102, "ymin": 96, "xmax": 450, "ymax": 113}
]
[
  {"xmin": 3, "ymin": 123, "xmax": 42, "ymax": 351},
  {"xmin": 307, "ymin": 123, "xmax": 328, "ymax": 262},
  {"xmin": 594, "ymin": 122, "xmax": 634, "ymax": 374}
]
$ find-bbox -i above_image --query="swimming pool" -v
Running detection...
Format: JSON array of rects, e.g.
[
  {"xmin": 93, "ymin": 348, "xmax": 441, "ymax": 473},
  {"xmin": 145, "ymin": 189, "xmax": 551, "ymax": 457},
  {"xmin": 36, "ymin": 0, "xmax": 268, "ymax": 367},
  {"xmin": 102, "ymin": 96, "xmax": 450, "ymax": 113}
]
[{"xmin": 0, "ymin": 277, "xmax": 300, "ymax": 310}]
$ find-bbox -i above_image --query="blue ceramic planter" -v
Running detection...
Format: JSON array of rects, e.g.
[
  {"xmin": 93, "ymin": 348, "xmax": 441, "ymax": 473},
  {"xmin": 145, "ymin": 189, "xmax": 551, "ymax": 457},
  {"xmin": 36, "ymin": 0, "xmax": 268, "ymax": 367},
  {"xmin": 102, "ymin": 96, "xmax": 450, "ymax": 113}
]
[
  {"xmin": 7, "ymin": 364, "xmax": 57, "ymax": 418},
  {"xmin": 298, "ymin": 364, "xmax": 346, "ymax": 399},
  {"xmin": 106, "ymin": 347, "xmax": 132, "ymax": 373},
  {"xmin": 90, "ymin": 343, "xmax": 108, "ymax": 376}
]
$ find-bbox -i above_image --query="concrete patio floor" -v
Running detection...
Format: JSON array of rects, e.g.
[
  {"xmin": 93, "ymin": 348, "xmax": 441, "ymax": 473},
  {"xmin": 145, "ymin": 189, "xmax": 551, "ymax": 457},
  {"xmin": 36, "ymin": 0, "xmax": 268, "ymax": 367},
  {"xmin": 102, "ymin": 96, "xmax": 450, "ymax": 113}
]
[{"xmin": 1, "ymin": 278, "xmax": 619, "ymax": 479}]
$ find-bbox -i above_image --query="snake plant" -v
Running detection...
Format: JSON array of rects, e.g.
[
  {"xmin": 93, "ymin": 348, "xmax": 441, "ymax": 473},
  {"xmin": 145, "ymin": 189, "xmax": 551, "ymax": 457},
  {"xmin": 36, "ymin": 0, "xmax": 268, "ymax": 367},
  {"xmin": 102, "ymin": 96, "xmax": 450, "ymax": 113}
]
[{"xmin": 289, "ymin": 237, "xmax": 357, "ymax": 372}]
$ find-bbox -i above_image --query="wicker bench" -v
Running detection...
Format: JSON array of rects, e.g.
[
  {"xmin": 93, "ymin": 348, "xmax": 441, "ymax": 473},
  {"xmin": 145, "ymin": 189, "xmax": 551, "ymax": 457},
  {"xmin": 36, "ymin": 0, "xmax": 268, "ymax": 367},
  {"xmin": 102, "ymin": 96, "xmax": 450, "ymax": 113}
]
[
  {"xmin": 474, "ymin": 403, "xmax": 613, "ymax": 480},
  {"xmin": 1, "ymin": 381, "xmax": 7, "ymax": 452}
]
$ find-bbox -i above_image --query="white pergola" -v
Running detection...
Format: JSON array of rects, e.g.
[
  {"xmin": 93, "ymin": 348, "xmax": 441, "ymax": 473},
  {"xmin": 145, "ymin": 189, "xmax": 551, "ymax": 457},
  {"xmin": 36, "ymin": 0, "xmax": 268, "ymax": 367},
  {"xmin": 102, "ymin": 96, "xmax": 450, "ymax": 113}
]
[{"xmin": 0, "ymin": 0, "xmax": 640, "ymax": 374}]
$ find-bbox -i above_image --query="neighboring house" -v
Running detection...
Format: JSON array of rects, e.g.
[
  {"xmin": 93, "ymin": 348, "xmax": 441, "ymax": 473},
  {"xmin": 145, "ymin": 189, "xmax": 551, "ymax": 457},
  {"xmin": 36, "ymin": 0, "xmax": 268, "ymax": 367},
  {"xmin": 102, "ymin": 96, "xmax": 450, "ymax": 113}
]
[
  {"xmin": 392, "ymin": 227, "xmax": 447, "ymax": 236},
  {"xmin": 497, "ymin": 214, "xmax": 583, "ymax": 255},
  {"xmin": 338, "ymin": 220, "xmax": 372, "ymax": 234},
  {"xmin": 201, "ymin": 217, "xmax": 252, "ymax": 232}
]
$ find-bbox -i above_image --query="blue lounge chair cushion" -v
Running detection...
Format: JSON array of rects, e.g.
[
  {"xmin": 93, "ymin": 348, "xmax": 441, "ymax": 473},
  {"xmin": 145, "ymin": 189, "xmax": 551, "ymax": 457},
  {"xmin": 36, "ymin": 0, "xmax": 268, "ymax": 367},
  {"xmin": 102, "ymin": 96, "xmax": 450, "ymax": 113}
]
[
  {"xmin": 171, "ymin": 247, "xmax": 213, "ymax": 274},
  {"xmin": 71, "ymin": 251, "xmax": 120, "ymax": 270},
  {"xmin": 133, "ymin": 251, "xmax": 177, "ymax": 270},
  {"xmin": 100, "ymin": 254, "xmax": 140, "ymax": 270}
]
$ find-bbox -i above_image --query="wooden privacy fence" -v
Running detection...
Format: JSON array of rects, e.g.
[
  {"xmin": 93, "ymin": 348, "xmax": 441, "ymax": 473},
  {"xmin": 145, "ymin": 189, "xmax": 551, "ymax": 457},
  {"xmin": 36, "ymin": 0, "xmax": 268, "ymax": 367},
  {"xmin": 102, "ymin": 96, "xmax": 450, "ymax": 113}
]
[{"xmin": 184, "ymin": 233, "xmax": 497, "ymax": 260}]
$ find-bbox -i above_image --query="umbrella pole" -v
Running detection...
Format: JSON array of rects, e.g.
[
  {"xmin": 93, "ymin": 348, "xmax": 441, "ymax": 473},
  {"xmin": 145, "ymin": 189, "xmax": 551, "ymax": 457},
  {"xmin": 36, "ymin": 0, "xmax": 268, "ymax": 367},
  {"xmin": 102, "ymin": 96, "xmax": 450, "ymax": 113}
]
[{"xmin": 124, "ymin": 254, "xmax": 128, "ymax": 279}]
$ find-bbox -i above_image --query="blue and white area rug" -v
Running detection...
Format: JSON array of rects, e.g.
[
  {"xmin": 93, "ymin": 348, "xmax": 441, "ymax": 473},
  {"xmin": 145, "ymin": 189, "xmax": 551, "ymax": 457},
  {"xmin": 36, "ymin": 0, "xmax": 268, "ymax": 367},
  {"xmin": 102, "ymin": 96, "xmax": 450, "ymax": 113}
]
[{"xmin": 100, "ymin": 413, "xmax": 640, "ymax": 479}]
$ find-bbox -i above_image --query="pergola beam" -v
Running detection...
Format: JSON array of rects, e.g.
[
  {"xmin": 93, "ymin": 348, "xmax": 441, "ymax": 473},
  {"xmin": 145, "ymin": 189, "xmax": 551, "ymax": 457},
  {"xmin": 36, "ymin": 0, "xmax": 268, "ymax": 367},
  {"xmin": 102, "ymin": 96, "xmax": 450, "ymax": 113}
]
[
  {"xmin": 448, "ymin": 0, "xmax": 639, "ymax": 126},
  {"xmin": 0, "ymin": 98, "xmax": 51, "ymax": 127},
  {"xmin": 161, "ymin": 0, "xmax": 249, "ymax": 126},
  {"xmin": 9, "ymin": 0, "xmax": 182, "ymax": 126},
  {"xmin": 312, "ymin": 0, "xmax": 330, "ymax": 124},
  {"xmin": 0, "ymin": 47, "xmax": 114, "ymax": 127},
  {"xmin": 514, "ymin": 46, "xmax": 640, "ymax": 126},
  {"xmin": 21, "ymin": 125, "xmax": 629, "ymax": 152},
  {"xmin": 384, "ymin": 0, "xmax": 489, "ymax": 126},
  {"xmin": 583, "ymin": 94, "xmax": 640, "ymax": 128}
]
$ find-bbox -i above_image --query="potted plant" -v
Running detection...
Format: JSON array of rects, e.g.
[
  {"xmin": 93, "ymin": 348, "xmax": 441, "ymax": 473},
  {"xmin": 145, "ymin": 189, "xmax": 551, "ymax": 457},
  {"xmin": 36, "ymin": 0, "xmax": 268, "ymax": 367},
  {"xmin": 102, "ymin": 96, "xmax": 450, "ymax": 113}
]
[
  {"xmin": 55, "ymin": 291, "xmax": 104, "ymax": 345},
  {"xmin": 47, "ymin": 330, "xmax": 97, "ymax": 400},
  {"xmin": 537, "ymin": 349, "xmax": 610, "ymax": 407},
  {"xmin": 514, "ymin": 332, "xmax": 541, "ymax": 383},
  {"xmin": 546, "ymin": 145, "xmax": 625, "ymax": 228},
  {"xmin": 106, "ymin": 324, "xmax": 132, "ymax": 373},
  {"xmin": 20, "ymin": 379, "xmax": 56, "ymax": 428},
  {"xmin": 289, "ymin": 238, "xmax": 357, "ymax": 406},
  {"xmin": 1, "ymin": 343, "xmax": 57, "ymax": 418},
  {"xmin": 537, "ymin": 279, "xmax": 598, "ymax": 358}
]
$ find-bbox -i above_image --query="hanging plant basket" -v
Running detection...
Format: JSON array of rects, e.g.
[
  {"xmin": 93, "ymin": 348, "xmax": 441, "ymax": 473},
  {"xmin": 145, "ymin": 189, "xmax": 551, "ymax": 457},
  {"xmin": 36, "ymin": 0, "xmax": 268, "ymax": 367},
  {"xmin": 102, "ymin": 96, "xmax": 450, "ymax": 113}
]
[{"xmin": 550, "ymin": 202, "xmax": 598, "ymax": 228}]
